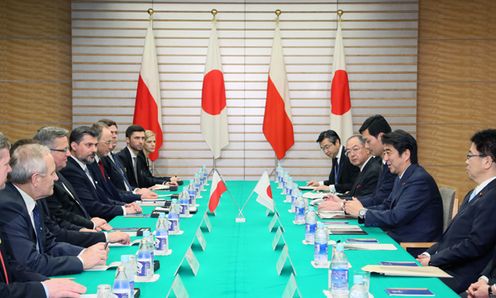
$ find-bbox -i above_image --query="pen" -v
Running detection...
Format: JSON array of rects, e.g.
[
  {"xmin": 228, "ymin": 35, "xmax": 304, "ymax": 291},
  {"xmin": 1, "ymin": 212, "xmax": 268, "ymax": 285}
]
[{"xmin": 104, "ymin": 242, "xmax": 109, "ymax": 249}]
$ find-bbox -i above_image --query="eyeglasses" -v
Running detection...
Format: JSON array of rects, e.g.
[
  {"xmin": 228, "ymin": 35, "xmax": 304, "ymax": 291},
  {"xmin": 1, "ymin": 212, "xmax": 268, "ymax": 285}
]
[
  {"xmin": 320, "ymin": 144, "xmax": 334, "ymax": 151},
  {"xmin": 345, "ymin": 146, "xmax": 364, "ymax": 156},
  {"xmin": 466, "ymin": 153, "xmax": 486, "ymax": 160},
  {"xmin": 50, "ymin": 147, "xmax": 69, "ymax": 153}
]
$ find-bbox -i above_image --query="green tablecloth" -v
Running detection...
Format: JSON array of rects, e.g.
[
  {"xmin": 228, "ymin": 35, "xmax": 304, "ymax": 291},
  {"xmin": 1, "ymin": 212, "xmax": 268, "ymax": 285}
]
[{"xmin": 64, "ymin": 180, "xmax": 458, "ymax": 297}]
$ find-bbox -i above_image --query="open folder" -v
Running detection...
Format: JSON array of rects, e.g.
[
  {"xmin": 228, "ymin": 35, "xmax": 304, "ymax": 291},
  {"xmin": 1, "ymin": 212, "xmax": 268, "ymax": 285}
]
[{"xmin": 362, "ymin": 264, "xmax": 452, "ymax": 278}]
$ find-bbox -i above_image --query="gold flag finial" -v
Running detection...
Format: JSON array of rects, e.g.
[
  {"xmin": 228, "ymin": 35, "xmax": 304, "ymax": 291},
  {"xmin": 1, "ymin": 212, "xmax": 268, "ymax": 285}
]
[
  {"xmin": 211, "ymin": 9, "xmax": 218, "ymax": 20},
  {"xmin": 147, "ymin": 8, "xmax": 154, "ymax": 16},
  {"xmin": 275, "ymin": 9, "xmax": 282, "ymax": 17},
  {"xmin": 337, "ymin": 9, "xmax": 344, "ymax": 17}
]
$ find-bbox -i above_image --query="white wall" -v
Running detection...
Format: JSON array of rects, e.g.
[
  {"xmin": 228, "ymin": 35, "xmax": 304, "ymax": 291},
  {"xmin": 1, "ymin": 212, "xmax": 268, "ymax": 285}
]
[{"xmin": 72, "ymin": 0, "xmax": 418, "ymax": 180}]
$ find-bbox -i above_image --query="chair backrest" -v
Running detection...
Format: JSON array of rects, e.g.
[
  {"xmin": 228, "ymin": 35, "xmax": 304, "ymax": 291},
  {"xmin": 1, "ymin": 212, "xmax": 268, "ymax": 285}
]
[{"xmin": 439, "ymin": 186, "xmax": 456, "ymax": 231}]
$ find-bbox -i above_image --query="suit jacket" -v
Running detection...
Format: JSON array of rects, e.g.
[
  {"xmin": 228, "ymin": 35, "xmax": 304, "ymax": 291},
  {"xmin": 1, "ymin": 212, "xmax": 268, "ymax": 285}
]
[
  {"xmin": 426, "ymin": 179, "xmax": 496, "ymax": 293},
  {"xmin": 0, "ymin": 183, "xmax": 84, "ymax": 276},
  {"xmin": 117, "ymin": 147, "xmax": 170, "ymax": 188},
  {"xmin": 365, "ymin": 164, "xmax": 443, "ymax": 243},
  {"xmin": 324, "ymin": 146, "xmax": 360, "ymax": 193},
  {"xmin": 46, "ymin": 172, "xmax": 95, "ymax": 230},
  {"xmin": 60, "ymin": 156, "xmax": 124, "ymax": 221},
  {"xmin": 103, "ymin": 154, "xmax": 132, "ymax": 192},
  {"xmin": 349, "ymin": 156, "xmax": 381, "ymax": 198},
  {"xmin": 89, "ymin": 159, "xmax": 140, "ymax": 204},
  {"xmin": 40, "ymin": 198, "xmax": 105, "ymax": 248},
  {"xmin": 0, "ymin": 232, "xmax": 47, "ymax": 298},
  {"xmin": 359, "ymin": 161, "xmax": 396, "ymax": 207},
  {"xmin": 481, "ymin": 248, "xmax": 496, "ymax": 284}
]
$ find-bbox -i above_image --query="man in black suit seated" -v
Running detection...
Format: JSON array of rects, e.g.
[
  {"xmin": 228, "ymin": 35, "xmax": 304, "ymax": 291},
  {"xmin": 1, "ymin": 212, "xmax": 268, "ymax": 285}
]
[
  {"xmin": 0, "ymin": 143, "xmax": 108, "ymax": 276},
  {"xmin": 33, "ymin": 127, "xmax": 130, "ymax": 246},
  {"xmin": 97, "ymin": 119, "xmax": 158, "ymax": 199},
  {"xmin": 467, "ymin": 249, "xmax": 496, "ymax": 298},
  {"xmin": 344, "ymin": 130, "xmax": 443, "ymax": 247},
  {"xmin": 416, "ymin": 129, "xmax": 496, "ymax": 294},
  {"xmin": 318, "ymin": 135, "xmax": 381, "ymax": 211},
  {"xmin": 0, "ymin": 132, "xmax": 86, "ymax": 297},
  {"xmin": 60, "ymin": 126, "xmax": 141, "ymax": 222},
  {"xmin": 117, "ymin": 125, "xmax": 179, "ymax": 188},
  {"xmin": 359, "ymin": 115, "xmax": 396, "ymax": 206},
  {"xmin": 307, "ymin": 130, "xmax": 359, "ymax": 193}
]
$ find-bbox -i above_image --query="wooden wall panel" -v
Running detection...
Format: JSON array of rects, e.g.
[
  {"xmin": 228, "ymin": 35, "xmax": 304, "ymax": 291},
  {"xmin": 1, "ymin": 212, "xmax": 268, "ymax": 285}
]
[
  {"xmin": 0, "ymin": 0, "xmax": 72, "ymax": 140},
  {"xmin": 72, "ymin": 0, "xmax": 419, "ymax": 180},
  {"xmin": 418, "ymin": 0, "xmax": 496, "ymax": 201}
]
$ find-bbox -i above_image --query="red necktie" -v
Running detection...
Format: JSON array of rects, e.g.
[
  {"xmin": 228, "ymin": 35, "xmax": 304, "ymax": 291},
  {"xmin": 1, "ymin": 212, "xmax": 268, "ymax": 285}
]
[
  {"xmin": 0, "ymin": 249, "xmax": 9, "ymax": 285},
  {"xmin": 98, "ymin": 160, "xmax": 106, "ymax": 179}
]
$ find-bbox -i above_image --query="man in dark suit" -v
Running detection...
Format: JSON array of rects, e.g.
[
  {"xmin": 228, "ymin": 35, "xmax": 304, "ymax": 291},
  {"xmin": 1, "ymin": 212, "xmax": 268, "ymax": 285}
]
[
  {"xmin": 34, "ymin": 126, "xmax": 111, "ymax": 231},
  {"xmin": 90, "ymin": 122, "xmax": 141, "ymax": 204},
  {"xmin": 60, "ymin": 126, "xmax": 141, "ymax": 221},
  {"xmin": 414, "ymin": 129, "xmax": 496, "ymax": 294},
  {"xmin": 0, "ymin": 132, "xmax": 86, "ymax": 297},
  {"xmin": 97, "ymin": 119, "xmax": 158, "ymax": 200},
  {"xmin": 318, "ymin": 135, "xmax": 381, "ymax": 211},
  {"xmin": 344, "ymin": 130, "xmax": 443, "ymax": 245},
  {"xmin": 0, "ymin": 143, "xmax": 107, "ymax": 276},
  {"xmin": 467, "ymin": 249, "xmax": 496, "ymax": 298},
  {"xmin": 358, "ymin": 115, "xmax": 396, "ymax": 206},
  {"xmin": 307, "ymin": 129, "xmax": 359, "ymax": 193},
  {"xmin": 117, "ymin": 125, "xmax": 179, "ymax": 189}
]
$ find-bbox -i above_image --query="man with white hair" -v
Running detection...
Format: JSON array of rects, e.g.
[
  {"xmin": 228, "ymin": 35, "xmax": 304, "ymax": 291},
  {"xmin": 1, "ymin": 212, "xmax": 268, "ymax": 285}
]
[
  {"xmin": 0, "ymin": 143, "xmax": 108, "ymax": 276},
  {"xmin": 0, "ymin": 133, "xmax": 87, "ymax": 297}
]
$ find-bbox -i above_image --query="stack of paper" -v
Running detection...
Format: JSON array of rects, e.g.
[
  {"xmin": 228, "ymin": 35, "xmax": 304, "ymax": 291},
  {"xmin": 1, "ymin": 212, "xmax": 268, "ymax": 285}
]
[{"xmin": 362, "ymin": 265, "xmax": 452, "ymax": 278}]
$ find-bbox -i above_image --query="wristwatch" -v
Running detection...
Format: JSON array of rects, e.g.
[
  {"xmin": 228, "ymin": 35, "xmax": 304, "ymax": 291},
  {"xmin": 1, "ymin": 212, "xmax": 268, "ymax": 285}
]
[{"xmin": 358, "ymin": 208, "xmax": 367, "ymax": 224}]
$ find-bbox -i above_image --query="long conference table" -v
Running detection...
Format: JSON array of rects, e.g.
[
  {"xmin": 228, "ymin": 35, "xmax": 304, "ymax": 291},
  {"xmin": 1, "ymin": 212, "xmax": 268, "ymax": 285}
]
[{"xmin": 64, "ymin": 180, "xmax": 459, "ymax": 297}]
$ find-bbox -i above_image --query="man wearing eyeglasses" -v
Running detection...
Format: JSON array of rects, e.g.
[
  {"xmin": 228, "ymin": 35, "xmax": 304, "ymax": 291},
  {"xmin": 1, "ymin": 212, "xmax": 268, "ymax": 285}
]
[
  {"xmin": 307, "ymin": 130, "xmax": 359, "ymax": 193},
  {"xmin": 412, "ymin": 129, "xmax": 496, "ymax": 295},
  {"xmin": 318, "ymin": 135, "xmax": 381, "ymax": 211}
]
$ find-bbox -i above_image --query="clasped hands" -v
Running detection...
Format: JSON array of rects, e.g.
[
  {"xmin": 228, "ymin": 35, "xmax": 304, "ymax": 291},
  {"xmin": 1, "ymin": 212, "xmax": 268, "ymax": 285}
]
[{"xmin": 317, "ymin": 194, "xmax": 363, "ymax": 217}]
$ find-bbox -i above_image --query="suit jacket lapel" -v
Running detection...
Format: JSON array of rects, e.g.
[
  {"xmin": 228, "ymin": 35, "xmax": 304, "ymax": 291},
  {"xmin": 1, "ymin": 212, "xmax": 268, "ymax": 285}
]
[{"xmin": 56, "ymin": 172, "xmax": 90, "ymax": 218}]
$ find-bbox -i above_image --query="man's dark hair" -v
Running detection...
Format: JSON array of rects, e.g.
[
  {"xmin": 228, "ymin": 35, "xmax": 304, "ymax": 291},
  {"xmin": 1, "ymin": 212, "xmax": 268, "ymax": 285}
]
[
  {"xmin": 69, "ymin": 126, "xmax": 98, "ymax": 144},
  {"xmin": 381, "ymin": 129, "xmax": 418, "ymax": 164},
  {"xmin": 471, "ymin": 129, "xmax": 496, "ymax": 163},
  {"xmin": 98, "ymin": 119, "xmax": 117, "ymax": 128},
  {"xmin": 359, "ymin": 114, "xmax": 392, "ymax": 137},
  {"xmin": 316, "ymin": 130, "xmax": 341, "ymax": 144},
  {"xmin": 125, "ymin": 125, "xmax": 145, "ymax": 138}
]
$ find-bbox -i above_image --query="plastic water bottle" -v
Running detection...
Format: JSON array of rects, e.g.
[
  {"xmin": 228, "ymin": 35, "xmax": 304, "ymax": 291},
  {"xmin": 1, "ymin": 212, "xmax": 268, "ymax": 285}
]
[
  {"xmin": 179, "ymin": 193, "xmax": 190, "ymax": 217},
  {"xmin": 120, "ymin": 255, "xmax": 135, "ymax": 297},
  {"xmin": 155, "ymin": 213, "xmax": 169, "ymax": 255},
  {"xmin": 294, "ymin": 196, "xmax": 306, "ymax": 224},
  {"xmin": 329, "ymin": 243, "xmax": 349, "ymax": 297},
  {"xmin": 187, "ymin": 183, "xmax": 196, "ymax": 204},
  {"xmin": 135, "ymin": 238, "xmax": 154, "ymax": 281},
  {"xmin": 143, "ymin": 230, "xmax": 155, "ymax": 259},
  {"xmin": 314, "ymin": 222, "xmax": 328, "ymax": 265},
  {"xmin": 305, "ymin": 208, "xmax": 317, "ymax": 243},
  {"xmin": 349, "ymin": 274, "xmax": 368, "ymax": 298},
  {"xmin": 168, "ymin": 199, "xmax": 180, "ymax": 233},
  {"xmin": 112, "ymin": 265, "xmax": 130, "ymax": 298}
]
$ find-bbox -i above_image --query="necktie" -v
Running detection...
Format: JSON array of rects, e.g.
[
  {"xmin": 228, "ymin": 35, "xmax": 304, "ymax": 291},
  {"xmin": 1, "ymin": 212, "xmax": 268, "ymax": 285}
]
[
  {"xmin": 132, "ymin": 156, "xmax": 139, "ymax": 185},
  {"xmin": 333, "ymin": 157, "xmax": 340, "ymax": 183},
  {"xmin": 98, "ymin": 160, "xmax": 106, "ymax": 179},
  {"xmin": 0, "ymin": 247, "xmax": 8, "ymax": 285},
  {"xmin": 84, "ymin": 167, "xmax": 96, "ymax": 188},
  {"xmin": 468, "ymin": 190, "xmax": 478, "ymax": 202},
  {"xmin": 32, "ymin": 204, "xmax": 43, "ymax": 253},
  {"xmin": 110, "ymin": 158, "xmax": 132, "ymax": 191}
]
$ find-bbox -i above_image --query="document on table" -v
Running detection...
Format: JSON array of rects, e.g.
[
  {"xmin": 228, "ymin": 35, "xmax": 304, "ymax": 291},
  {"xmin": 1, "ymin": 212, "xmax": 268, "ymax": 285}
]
[
  {"xmin": 326, "ymin": 224, "xmax": 367, "ymax": 235},
  {"xmin": 343, "ymin": 243, "xmax": 397, "ymax": 250},
  {"xmin": 317, "ymin": 210, "xmax": 353, "ymax": 219},
  {"xmin": 302, "ymin": 192, "xmax": 329, "ymax": 199},
  {"xmin": 362, "ymin": 265, "xmax": 452, "ymax": 278}
]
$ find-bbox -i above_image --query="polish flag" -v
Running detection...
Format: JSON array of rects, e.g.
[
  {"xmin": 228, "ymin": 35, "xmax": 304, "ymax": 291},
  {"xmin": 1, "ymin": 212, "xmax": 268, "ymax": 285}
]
[
  {"xmin": 133, "ymin": 19, "xmax": 163, "ymax": 161},
  {"xmin": 254, "ymin": 171, "xmax": 274, "ymax": 212},
  {"xmin": 201, "ymin": 19, "xmax": 229, "ymax": 159},
  {"xmin": 330, "ymin": 19, "xmax": 353, "ymax": 142},
  {"xmin": 263, "ymin": 25, "xmax": 294, "ymax": 160},
  {"xmin": 208, "ymin": 170, "xmax": 227, "ymax": 213}
]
